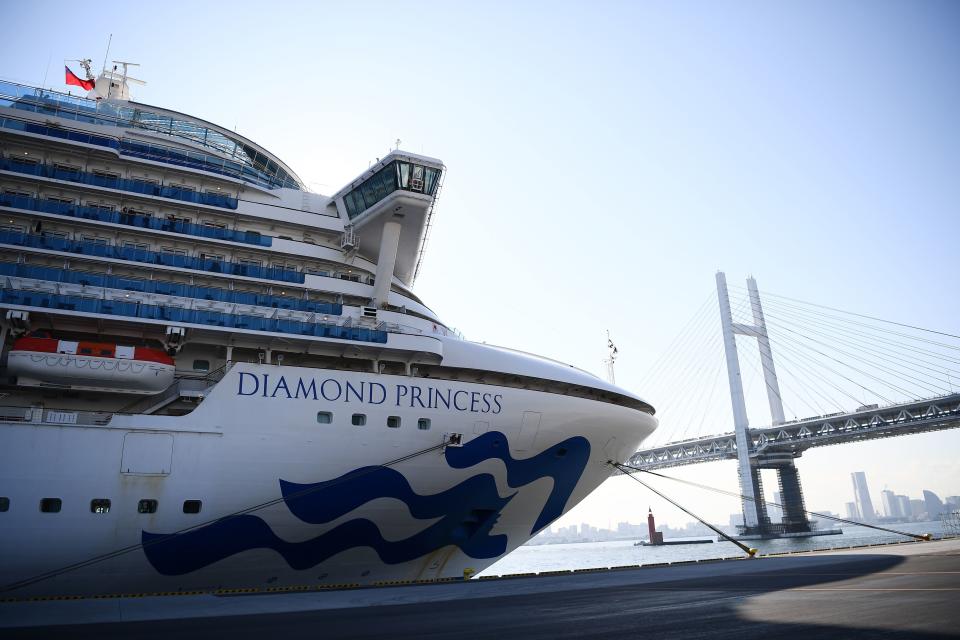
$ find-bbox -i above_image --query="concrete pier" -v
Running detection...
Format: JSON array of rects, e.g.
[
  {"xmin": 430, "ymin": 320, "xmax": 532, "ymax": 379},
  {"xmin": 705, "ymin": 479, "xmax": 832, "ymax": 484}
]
[{"xmin": 3, "ymin": 538, "xmax": 958, "ymax": 638}]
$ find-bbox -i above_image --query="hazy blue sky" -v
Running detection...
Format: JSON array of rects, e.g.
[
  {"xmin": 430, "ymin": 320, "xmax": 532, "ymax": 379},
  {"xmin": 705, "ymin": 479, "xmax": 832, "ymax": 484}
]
[{"xmin": 3, "ymin": 0, "xmax": 958, "ymax": 529}]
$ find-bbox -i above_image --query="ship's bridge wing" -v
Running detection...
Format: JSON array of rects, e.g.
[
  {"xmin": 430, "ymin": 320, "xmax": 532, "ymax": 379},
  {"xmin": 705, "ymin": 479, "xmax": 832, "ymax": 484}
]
[{"xmin": 331, "ymin": 152, "xmax": 443, "ymax": 289}]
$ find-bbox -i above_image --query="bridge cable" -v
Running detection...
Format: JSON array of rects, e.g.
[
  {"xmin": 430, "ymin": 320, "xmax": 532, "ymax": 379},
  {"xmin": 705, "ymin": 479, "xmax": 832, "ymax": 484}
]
[
  {"xmin": 765, "ymin": 319, "xmax": 951, "ymax": 397},
  {"xmin": 755, "ymin": 296, "xmax": 960, "ymax": 386},
  {"xmin": 615, "ymin": 462, "xmax": 933, "ymax": 543},
  {"xmin": 764, "ymin": 311, "xmax": 960, "ymax": 387},
  {"xmin": 1, "ymin": 438, "xmax": 456, "ymax": 595},
  {"xmin": 753, "ymin": 329, "xmax": 865, "ymax": 407},
  {"xmin": 725, "ymin": 285, "xmax": 960, "ymax": 341},
  {"xmin": 608, "ymin": 461, "xmax": 758, "ymax": 557},
  {"xmin": 728, "ymin": 285, "xmax": 960, "ymax": 351}
]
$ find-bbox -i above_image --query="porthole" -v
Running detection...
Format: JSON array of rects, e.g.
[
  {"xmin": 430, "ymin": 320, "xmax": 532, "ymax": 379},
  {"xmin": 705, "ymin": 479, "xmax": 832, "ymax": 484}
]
[
  {"xmin": 138, "ymin": 499, "xmax": 158, "ymax": 514},
  {"xmin": 90, "ymin": 498, "xmax": 111, "ymax": 514},
  {"xmin": 0, "ymin": 497, "xmax": 9, "ymax": 512},
  {"xmin": 352, "ymin": 413, "xmax": 366, "ymax": 426},
  {"xmin": 183, "ymin": 500, "xmax": 202, "ymax": 514},
  {"xmin": 418, "ymin": 418, "xmax": 431, "ymax": 431},
  {"xmin": 40, "ymin": 498, "xmax": 62, "ymax": 513},
  {"xmin": 387, "ymin": 416, "xmax": 401, "ymax": 429},
  {"xmin": 316, "ymin": 411, "xmax": 333, "ymax": 424},
  {"xmin": 192, "ymin": 359, "xmax": 210, "ymax": 372}
]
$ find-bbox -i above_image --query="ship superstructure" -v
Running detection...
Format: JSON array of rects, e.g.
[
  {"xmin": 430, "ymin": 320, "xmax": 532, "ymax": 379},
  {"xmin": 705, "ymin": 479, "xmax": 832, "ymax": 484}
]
[{"xmin": 0, "ymin": 64, "xmax": 656, "ymax": 597}]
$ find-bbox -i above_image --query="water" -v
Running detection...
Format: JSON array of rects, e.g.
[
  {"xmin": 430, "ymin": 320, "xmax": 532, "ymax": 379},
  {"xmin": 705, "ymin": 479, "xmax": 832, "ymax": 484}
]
[{"xmin": 479, "ymin": 521, "xmax": 946, "ymax": 576}]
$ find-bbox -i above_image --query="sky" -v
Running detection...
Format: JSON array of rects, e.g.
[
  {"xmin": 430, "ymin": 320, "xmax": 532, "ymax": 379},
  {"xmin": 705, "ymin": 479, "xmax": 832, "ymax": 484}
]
[{"xmin": 2, "ymin": 0, "xmax": 959, "ymax": 530}]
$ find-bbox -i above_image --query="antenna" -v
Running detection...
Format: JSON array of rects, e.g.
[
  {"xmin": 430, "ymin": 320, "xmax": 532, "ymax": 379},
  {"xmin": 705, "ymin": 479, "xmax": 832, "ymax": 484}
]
[
  {"xmin": 111, "ymin": 61, "xmax": 146, "ymax": 86},
  {"xmin": 604, "ymin": 330, "xmax": 618, "ymax": 384},
  {"xmin": 101, "ymin": 34, "xmax": 112, "ymax": 75}
]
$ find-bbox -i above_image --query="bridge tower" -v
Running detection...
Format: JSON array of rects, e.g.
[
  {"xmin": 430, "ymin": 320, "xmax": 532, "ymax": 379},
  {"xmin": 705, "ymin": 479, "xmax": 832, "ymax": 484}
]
[{"xmin": 716, "ymin": 272, "xmax": 813, "ymax": 538}]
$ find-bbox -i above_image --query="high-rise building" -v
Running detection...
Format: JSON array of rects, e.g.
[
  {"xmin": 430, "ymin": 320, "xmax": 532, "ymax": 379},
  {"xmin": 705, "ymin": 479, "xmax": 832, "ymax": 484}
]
[
  {"xmin": 897, "ymin": 495, "xmax": 912, "ymax": 519},
  {"xmin": 881, "ymin": 489, "xmax": 902, "ymax": 518},
  {"xmin": 923, "ymin": 490, "xmax": 945, "ymax": 519},
  {"xmin": 845, "ymin": 502, "xmax": 859, "ymax": 520},
  {"xmin": 851, "ymin": 472, "xmax": 877, "ymax": 522}
]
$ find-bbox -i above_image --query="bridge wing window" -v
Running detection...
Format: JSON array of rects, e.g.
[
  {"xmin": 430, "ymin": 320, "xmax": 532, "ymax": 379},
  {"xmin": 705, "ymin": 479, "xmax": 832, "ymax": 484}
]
[{"xmin": 343, "ymin": 161, "xmax": 443, "ymax": 219}]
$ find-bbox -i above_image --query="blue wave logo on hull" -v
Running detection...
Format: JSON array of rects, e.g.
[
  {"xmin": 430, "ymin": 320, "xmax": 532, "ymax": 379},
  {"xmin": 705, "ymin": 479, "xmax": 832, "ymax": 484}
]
[{"xmin": 142, "ymin": 431, "xmax": 590, "ymax": 576}]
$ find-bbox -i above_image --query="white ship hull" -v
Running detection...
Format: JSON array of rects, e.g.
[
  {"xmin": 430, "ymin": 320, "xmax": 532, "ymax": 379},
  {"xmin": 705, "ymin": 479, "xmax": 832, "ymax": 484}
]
[{"xmin": 0, "ymin": 362, "xmax": 655, "ymax": 597}]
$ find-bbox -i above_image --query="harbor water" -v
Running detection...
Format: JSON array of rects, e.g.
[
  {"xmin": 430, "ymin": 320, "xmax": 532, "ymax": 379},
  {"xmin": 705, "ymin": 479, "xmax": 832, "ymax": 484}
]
[{"xmin": 480, "ymin": 521, "xmax": 946, "ymax": 576}]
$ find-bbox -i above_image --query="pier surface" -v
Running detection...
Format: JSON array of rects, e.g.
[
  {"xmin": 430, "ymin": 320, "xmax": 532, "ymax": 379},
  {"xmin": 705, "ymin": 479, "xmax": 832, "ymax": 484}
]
[{"xmin": 3, "ymin": 538, "xmax": 959, "ymax": 639}]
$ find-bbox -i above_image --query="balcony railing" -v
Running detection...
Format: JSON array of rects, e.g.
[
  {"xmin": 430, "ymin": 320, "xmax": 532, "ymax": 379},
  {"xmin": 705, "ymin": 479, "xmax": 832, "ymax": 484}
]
[
  {"xmin": 0, "ymin": 262, "xmax": 341, "ymax": 315},
  {"xmin": 0, "ymin": 115, "xmax": 293, "ymax": 192},
  {"xmin": 0, "ymin": 192, "xmax": 268, "ymax": 247},
  {"xmin": 0, "ymin": 156, "xmax": 239, "ymax": 209},
  {"xmin": 1, "ymin": 289, "xmax": 387, "ymax": 344},
  {"xmin": 0, "ymin": 80, "xmax": 302, "ymax": 191},
  {"xmin": 0, "ymin": 230, "xmax": 304, "ymax": 284}
]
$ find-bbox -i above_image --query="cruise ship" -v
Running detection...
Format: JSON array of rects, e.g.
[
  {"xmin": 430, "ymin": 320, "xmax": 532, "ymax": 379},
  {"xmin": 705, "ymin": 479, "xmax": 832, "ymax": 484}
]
[{"xmin": 0, "ymin": 61, "xmax": 657, "ymax": 598}]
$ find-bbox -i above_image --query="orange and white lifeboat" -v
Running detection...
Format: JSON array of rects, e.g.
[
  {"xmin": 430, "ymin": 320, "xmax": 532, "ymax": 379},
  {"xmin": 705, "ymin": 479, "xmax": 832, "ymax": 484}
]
[{"xmin": 7, "ymin": 335, "xmax": 175, "ymax": 394}]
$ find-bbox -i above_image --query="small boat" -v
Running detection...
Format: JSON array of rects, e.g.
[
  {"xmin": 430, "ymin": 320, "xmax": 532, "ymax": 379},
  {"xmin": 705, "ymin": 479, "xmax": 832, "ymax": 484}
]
[{"xmin": 7, "ymin": 333, "xmax": 174, "ymax": 394}]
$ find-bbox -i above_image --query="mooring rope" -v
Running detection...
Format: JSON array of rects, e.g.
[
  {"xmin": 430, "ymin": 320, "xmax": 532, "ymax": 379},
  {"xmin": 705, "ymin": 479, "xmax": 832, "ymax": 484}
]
[
  {"xmin": 609, "ymin": 461, "xmax": 758, "ymax": 557},
  {"xmin": 616, "ymin": 461, "xmax": 932, "ymax": 542}
]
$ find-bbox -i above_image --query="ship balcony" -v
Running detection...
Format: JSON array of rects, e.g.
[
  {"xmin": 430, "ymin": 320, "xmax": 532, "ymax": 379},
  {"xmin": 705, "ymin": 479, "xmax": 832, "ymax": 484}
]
[
  {"xmin": 0, "ymin": 113, "xmax": 292, "ymax": 192},
  {"xmin": 0, "ymin": 230, "xmax": 303, "ymax": 284},
  {"xmin": 0, "ymin": 262, "xmax": 343, "ymax": 316},
  {"xmin": 0, "ymin": 194, "xmax": 269, "ymax": 248},
  {"xmin": 0, "ymin": 156, "xmax": 239, "ymax": 209},
  {"xmin": 0, "ymin": 289, "xmax": 387, "ymax": 344},
  {"xmin": 0, "ymin": 80, "xmax": 303, "ymax": 191}
]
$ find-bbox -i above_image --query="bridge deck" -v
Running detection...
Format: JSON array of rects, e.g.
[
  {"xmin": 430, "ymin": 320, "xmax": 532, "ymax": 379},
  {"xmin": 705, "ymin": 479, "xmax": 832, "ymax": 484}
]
[{"xmin": 631, "ymin": 394, "xmax": 960, "ymax": 469}]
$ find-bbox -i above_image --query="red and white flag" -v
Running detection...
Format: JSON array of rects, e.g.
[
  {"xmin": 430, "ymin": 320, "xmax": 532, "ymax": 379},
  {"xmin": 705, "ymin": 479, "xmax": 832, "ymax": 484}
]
[{"xmin": 65, "ymin": 66, "xmax": 95, "ymax": 91}]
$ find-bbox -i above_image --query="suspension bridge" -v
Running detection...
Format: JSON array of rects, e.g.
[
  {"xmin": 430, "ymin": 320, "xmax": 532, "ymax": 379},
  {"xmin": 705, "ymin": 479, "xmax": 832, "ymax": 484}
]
[{"xmin": 628, "ymin": 272, "xmax": 960, "ymax": 539}]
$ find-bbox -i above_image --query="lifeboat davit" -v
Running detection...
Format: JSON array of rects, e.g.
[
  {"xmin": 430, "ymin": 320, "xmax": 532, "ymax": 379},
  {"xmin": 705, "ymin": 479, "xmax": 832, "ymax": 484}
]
[{"xmin": 7, "ymin": 335, "xmax": 175, "ymax": 394}]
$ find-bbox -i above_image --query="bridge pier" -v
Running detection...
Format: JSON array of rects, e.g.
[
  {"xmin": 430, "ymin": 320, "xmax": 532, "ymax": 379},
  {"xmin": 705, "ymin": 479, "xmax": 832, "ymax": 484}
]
[
  {"xmin": 718, "ymin": 273, "xmax": 822, "ymax": 539},
  {"xmin": 739, "ymin": 454, "xmax": 814, "ymax": 537}
]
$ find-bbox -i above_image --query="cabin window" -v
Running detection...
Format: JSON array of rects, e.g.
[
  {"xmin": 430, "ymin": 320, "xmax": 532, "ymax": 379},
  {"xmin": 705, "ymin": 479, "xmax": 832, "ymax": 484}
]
[
  {"xmin": 90, "ymin": 499, "xmax": 111, "ymax": 514},
  {"xmin": 0, "ymin": 497, "xmax": 9, "ymax": 512},
  {"xmin": 182, "ymin": 500, "xmax": 202, "ymax": 514},
  {"xmin": 351, "ymin": 413, "xmax": 366, "ymax": 426},
  {"xmin": 138, "ymin": 499, "xmax": 158, "ymax": 514},
  {"xmin": 316, "ymin": 411, "xmax": 333, "ymax": 424},
  {"xmin": 418, "ymin": 418, "xmax": 431, "ymax": 431},
  {"xmin": 79, "ymin": 347, "xmax": 93, "ymax": 355},
  {"xmin": 40, "ymin": 498, "xmax": 62, "ymax": 513},
  {"xmin": 192, "ymin": 360, "xmax": 210, "ymax": 372},
  {"xmin": 387, "ymin": 416, "xmax": 401, "ymax": 429}
]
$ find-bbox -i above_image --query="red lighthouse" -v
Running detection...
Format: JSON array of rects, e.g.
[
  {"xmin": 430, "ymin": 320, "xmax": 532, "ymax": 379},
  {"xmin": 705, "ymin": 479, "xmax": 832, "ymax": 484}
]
[{"xmin": 647, "ymin": 508, "xmax": 664, "ymax": 545}]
